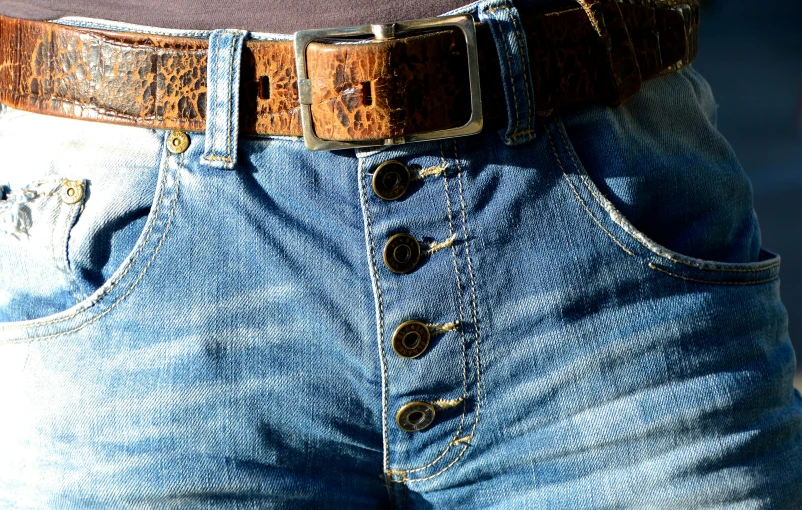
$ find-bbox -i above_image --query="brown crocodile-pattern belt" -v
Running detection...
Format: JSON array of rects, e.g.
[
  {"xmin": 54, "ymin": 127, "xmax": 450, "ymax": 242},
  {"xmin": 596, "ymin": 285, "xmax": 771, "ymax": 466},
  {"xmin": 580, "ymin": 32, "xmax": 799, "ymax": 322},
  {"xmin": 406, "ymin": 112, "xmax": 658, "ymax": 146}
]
[{"xmin": 0, "ymin": 0, "xmax": 699, "ymax": 142}]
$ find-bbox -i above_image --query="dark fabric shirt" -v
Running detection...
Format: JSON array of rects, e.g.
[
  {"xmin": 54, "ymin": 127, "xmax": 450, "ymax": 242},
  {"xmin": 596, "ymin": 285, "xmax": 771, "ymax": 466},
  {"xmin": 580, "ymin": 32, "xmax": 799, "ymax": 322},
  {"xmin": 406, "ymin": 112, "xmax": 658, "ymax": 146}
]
[{"xmin": 0, "ymin": 0, "xmax": 480, "ymax": 34}]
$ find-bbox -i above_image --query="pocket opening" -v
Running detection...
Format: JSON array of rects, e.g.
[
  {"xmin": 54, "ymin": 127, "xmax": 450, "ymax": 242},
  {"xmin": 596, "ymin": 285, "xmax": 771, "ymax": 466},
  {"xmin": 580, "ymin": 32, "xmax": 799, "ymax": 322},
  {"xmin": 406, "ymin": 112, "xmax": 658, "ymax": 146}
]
[
  {"xmin": 0, "ymin": 132, "xmax": 181, "ymax": 343},
  {"xmin": 544, "ymin": 114, "xmax": 781, "ymax": 286}
]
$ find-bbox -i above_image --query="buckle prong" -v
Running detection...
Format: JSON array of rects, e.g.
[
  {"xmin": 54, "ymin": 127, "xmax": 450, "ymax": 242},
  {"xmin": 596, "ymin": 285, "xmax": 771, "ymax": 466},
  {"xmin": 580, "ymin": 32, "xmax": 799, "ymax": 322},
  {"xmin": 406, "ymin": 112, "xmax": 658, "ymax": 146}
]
[{"xmin": 293, "ymin": 14, "xmax": 483, "ymax": 151}]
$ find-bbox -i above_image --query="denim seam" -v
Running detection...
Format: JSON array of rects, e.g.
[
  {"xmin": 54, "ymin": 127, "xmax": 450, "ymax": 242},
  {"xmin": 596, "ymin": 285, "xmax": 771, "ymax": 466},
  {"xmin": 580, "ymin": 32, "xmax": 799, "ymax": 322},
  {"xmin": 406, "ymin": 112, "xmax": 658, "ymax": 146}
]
[
  {"xmin": 66, "ymin": 207, "xmax": 90, "ymax": 302},
  {"xmin": 602, "ymin": 187, "xmax": 782, "ymax": 272},
  {"xmin": 50, "ymin": 199, "xmax": 75, "ymax": 303},
  {"xmin": 0, "ymin": 135, "xmax": 176, "ymax": 334},
  {"xmin": 358, "ymin": 158, "xmax": 392, "ymax": 493},
  {"xmin": 404, "ymin": 140, "xmax": 483, "ymax": 484},
  {"xmin": 61, "ymin": 200, "xmax": 90, "ymax": 304},
  {"xmin": 226, "ymin": 32, "xmax": 242, "ymax": 161},
  {"xmin": 553, "ymin": 117, "xmax": 782, "ymax": 275},
  {"xmin": 647, "ymin": 263, "xmax": 779, "ymax": 286},
  {"xmin": 545, "ymin": 124, "xmax": 636, "ymax": 256},
  {"xmin": 455, "ymin": 139, "xmax": 483, "ymax": 441},
  {"xmin": 61, "ymin": 184, "xmax": 91, "ymax": 302},
  {"xmin": 386, "ymin": 144, "xmax": 477, "ymax": 482},
  {"xmin": 52, "ymin": 197, "xmax": 85, "ymax": 305}
]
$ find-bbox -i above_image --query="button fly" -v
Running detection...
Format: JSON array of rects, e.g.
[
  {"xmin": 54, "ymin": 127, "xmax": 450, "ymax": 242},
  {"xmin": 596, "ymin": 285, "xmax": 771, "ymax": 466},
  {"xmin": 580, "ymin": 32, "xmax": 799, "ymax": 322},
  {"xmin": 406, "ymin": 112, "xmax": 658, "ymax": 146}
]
[
  {"xmin": 372, "ymin": 160, "xmax": 411, "ymax": 200},
  {"xmin": 396, "ymin": 401, "xmax": 436, "ymax": 432},
  {"xmin": 383, "ymin": 233, "xmax": 421, "ymax": 274}
]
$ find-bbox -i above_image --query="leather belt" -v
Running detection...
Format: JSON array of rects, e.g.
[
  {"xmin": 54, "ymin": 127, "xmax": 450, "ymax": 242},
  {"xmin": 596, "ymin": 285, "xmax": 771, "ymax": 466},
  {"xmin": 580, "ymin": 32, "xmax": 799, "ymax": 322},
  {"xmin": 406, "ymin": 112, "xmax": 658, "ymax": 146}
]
[{"xmin": 0, "ymin": 0, "xmax": 699, "ymax": 147}]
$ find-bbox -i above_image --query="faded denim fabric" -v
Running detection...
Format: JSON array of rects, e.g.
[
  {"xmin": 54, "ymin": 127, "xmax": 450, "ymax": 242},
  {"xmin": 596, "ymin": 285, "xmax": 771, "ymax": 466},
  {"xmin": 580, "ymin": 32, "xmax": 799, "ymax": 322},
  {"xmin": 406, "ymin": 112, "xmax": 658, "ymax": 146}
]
[{"xmin": 0, "ymin": 0, "xmax": 801, "ymax": 508}]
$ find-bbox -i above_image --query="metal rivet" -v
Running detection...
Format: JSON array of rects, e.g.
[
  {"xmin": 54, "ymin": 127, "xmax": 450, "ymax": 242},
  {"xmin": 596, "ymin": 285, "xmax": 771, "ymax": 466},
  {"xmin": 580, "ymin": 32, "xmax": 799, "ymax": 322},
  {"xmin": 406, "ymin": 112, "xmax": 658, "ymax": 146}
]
[
  {"xmin": 383, "ymin": 233, "xmax": 421, "ymax": 274},
  {"xmin": 60, "ymin": 180, "xmax": 84, "ymax": 205},
  {"xmin": 372, "ymin": 160, "xmax": 411, "ymax": 201},
  {"xmin": 392, "ymin": 321, "xmax": 431, "ymax": 359},
  {"xmin": 166, "ymin": 131, "xmax": 190, "ymax": 154},
  {"xmin": 396, "ymin": 401, "xmax": 436, "ymax": 432}
]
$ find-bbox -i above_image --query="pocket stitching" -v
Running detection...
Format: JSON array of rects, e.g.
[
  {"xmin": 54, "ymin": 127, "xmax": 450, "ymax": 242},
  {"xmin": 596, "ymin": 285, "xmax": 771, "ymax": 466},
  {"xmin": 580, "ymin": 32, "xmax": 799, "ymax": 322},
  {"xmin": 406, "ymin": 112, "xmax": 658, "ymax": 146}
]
[
  {"xmin": 545, "ymin": 125, "xmax": 635, "ymax": 257},
  {"xmin": 0, "ymin": 143, "xmax": 178, "ymax": 335},
  {"xmin": 58, "ymin": 185, "xmax": 90, "ymax": 304},
  {"xmin": 648, "ymin": 263, "xmax": 779, "ymax": 286},
  {"xmin": 51, "ymin": 194, "xmax": 84, "ymax": 305}
]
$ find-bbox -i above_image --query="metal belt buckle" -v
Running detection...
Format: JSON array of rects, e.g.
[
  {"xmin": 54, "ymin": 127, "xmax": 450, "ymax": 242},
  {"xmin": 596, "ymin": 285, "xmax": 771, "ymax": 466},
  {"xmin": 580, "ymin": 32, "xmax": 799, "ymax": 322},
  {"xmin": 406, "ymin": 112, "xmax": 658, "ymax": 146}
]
[{"xmin": 293, "ymin": 14, "xmax": 483, "ymax": 151}]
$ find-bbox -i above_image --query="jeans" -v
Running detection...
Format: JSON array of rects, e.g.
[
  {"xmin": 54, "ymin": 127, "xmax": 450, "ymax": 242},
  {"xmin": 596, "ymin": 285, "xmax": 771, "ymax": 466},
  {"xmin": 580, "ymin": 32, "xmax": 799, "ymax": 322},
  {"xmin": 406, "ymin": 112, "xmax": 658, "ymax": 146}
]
[{"xmin": 1, "ymin": 0, "xmax": 801, "ymax": 508}]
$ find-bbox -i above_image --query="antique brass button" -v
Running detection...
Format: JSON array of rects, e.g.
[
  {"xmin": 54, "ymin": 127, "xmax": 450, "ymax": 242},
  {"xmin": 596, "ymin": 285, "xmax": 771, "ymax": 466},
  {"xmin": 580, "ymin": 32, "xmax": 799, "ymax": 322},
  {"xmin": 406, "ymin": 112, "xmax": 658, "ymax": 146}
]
[
  {"xmin": 392, "ymin": 321, "xmax": 431, "ymax": 358},
  {"xmin": 60, "ymin": 180, "xmax": 84, "ymax": 205},
  {"xmin": 166, "ymin": 131, "xmax": 190, "ymax": 154},
  {"xmin": 372, "ymin": 160, "xmax": 411, "ymax": 201},
  {"xmin": 396, "ymin": 401, "xmax": 436, "ymax": 432},
  {"xmin": 383, "ymin": 233, "xmax": 421, "ymax": 274}
]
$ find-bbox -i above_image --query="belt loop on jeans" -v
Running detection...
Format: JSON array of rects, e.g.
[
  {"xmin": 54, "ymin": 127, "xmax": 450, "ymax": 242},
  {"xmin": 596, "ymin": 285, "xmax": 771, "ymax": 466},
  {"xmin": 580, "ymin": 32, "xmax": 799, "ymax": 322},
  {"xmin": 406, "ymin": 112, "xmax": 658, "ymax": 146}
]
[
  {"xmin": 200, "ymin": 29, "xmax": 249, "ymax": 169},
  {"xmin": 476, "ymin": 0, "xmax": 538, "ymax": 146}
]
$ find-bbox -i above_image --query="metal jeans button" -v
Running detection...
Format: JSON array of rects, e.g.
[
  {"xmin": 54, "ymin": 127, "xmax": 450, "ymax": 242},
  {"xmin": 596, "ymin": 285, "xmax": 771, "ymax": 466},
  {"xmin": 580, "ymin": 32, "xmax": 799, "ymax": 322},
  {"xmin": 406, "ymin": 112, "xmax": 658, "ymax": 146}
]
[
  {"xmin": 372, "ymin": 160, "xmax": 411, "ymax": 200},
  {"xmin": 166, "ymin": 131, "xmax": 190, "ymax": 154},
  {"xmin": 392, "ymin": 321, "xmax": 431, "ymax": 358},
  {"xmin": 383, "ymin": 233, "xmax": 421, "ymax": 274},
  {"xmin": 396, "ymin": 401, "xmax": 436, "ymax": 432},
  {"xmin": 60, "ymin": 180, "xmax": 84, "ymax": 204}
]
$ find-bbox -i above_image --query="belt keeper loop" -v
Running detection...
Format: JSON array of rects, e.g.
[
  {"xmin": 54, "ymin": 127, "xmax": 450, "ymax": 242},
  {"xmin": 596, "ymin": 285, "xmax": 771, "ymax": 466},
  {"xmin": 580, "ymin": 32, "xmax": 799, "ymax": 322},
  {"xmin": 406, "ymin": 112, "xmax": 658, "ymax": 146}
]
[
  {"xmin": 200, "ymin": 29, "xmax": 249, "ymax": 169},
  {"xmin": 477, "ymin": 0, "xmax": 538, "ymax": 146},
  {"xmin": 574, "ymin": 0, "xmax": 643, "ymax": 107}
]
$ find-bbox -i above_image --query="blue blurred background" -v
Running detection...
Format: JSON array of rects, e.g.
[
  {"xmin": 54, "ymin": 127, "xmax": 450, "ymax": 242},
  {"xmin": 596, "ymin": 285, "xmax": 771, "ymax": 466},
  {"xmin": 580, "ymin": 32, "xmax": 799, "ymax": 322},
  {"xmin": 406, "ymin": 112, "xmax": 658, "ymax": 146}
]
[{"xmin": 692, "ymin": 0, "xmax": 801, "ymax": 390}]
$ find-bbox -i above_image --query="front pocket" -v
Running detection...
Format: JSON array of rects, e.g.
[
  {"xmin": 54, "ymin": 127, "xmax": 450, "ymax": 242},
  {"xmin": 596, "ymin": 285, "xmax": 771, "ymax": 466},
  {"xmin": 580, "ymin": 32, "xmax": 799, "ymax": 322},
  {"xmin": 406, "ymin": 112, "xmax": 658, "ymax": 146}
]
[
  {"xmin": 543, "ymin": 113, "xmax": 781, "ymax": 286},
  {"xmin": 0, "ymin": 110, "xmax": 181, "ymax": 344}
]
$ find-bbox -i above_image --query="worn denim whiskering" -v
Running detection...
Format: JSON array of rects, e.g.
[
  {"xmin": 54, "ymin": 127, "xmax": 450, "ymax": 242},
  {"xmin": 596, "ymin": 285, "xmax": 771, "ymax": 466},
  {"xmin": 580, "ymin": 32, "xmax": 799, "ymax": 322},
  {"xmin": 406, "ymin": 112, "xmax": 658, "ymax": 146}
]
[{"xmin": 0, "ymin": 0, "xmax": 800, "ymax": 508}]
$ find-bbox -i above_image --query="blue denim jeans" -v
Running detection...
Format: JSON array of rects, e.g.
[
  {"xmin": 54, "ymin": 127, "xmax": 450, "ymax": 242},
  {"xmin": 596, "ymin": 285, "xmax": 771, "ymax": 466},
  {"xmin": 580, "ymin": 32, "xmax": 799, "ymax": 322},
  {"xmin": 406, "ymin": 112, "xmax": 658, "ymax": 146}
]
[{"xmin": 1, "ymin": 1, "xmax": 801, "ymax": 508}]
